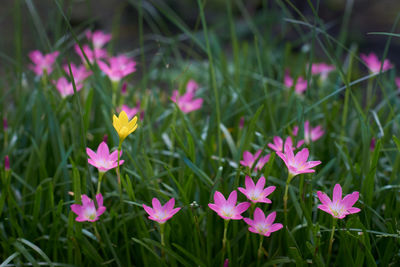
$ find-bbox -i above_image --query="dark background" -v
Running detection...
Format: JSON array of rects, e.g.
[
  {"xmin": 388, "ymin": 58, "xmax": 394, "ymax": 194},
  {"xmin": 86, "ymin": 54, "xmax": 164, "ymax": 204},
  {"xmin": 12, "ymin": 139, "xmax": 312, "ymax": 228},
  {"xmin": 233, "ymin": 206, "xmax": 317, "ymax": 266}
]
[{"xmin": 1, "ymin": 0, "xmax": 400, "ymax": 69}]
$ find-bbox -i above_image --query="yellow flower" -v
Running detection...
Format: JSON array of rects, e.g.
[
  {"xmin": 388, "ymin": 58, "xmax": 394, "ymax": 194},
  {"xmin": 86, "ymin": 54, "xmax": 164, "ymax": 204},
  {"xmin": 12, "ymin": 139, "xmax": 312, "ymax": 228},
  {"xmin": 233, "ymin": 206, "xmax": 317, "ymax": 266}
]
[{"xmin": 113, "ymin": 111, "xmax": 138, "ymax": 142}]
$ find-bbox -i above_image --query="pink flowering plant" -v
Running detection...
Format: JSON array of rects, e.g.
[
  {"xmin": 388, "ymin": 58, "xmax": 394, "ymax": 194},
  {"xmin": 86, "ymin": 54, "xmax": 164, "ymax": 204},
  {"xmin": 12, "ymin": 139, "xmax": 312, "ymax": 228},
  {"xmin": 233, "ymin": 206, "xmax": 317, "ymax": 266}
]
[
  {"xmin": 171, "ymin": 89, "xmax": 203, "ymax": 113},
  {"xmin": 238, "ymin": 176, "xmax": 275, "ymax": 204},
  {"xmin": 70, "ymin": 194, "xmax": 106, "ymax": 222},
  {"xmin": 293, "ymin": 120, "xmax": 324, "ymax": 144},
  {"xmin": 317, "ymin": 184, "xmax": 360, "ymax": 219},
  {"xmin": 86, "ymin": 141, "xmax": 123, "ymax": 193},
  {"xmin": 284, "ymin": 73, "xmax": 308, "ymax": 94},
  {"xmin": 360, "ymin": 53, "xmax": 393, "ymax": 73},
  {"xmin": 29, "ymin": 50, "xmax": 59, "ymax": 77},
  {"xmin": 143, "ymin": 197, "xmax": 181, "ymax": 224},
  {"xmin": 6, "ymin": 4, "xmax": 400, "ymax": 266},
  {"xmin": 240, "ymin": 150, "xmax": 270, "ymax": 172},
  {"xmin": 98, "ymin": 55, "xmax": 137, "ymax": 83}
]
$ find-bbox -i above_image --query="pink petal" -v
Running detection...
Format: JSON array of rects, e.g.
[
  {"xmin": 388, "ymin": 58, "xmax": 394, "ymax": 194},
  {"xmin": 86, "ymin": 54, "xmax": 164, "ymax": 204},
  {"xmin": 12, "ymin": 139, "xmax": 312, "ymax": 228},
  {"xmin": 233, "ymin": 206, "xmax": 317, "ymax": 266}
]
[
  {"xmin": 243, "ymin": 218, "xmax": 254, "ymax": 226},
  {"xmin": 237, "ymin": 187, "xmax": 247, "ymax": 196},
  {"xmin": 152, "ymin": 198, "xmax": 162, "ymax": 211},
  {"xmin": 347, "ymin": 207, "xmax": 361, "ymax": 214},
  {"xmin": 70, "ymin": 204, "xmax": 82, "ymax": 216},
  {"xmin": 255, "ymin": 176, "xmax": 266, "ymax": 190},
  {"xmin": 295, "ymin": 148, "xmax": 309, "ymax": 164},
  {"xmin": 269, "ymin": 223, "xmax": 283, "ymax": 233},
  {"xmin": 262, "ymin": 186, "xmax": 276, "ymax": 197},
  {"xmin": 208, "ymin": 203, "xmax": 220, "ymax": 214},
  {"xmin": 244, "ymin": 176, "xmax": 255, "ymax": 190},
  {"xmin": 227, "ymin": 190, "xmax": 237, "ymax": 205},
  {"xmin": 253, "ymin": 207, "xmax": 265, "ymax": 223},
  {"xmin": 96, "ymin": 194, "xmax": 103, "ymax": 207},
  {"xmin": 317, "ymin": 204, "xmax": 333, "ymax": 216},
  {"xmin": 341, "ymin": 191, "xmax": 359, "ymax": 209},
  {"xmin": 242, "ymin": 151, "xmax": 253, "ymax": 165},
  {"xmin": 265, "ymin": 211, "xmax": 276, "ymax": 225},
  {"xmin": 97, "ymin": 142, "xmax": 110, "ymax": 158},
  {"xmin": 235, "ymin": 202, "xmax": 250, "ymax": 214},
  {"xmin": 164, "ymin": 198, "xmax": 175, "ymax": 212},
  {"xmin": 317, "ymin": 191, "xmax": 332, "ymax": 206},
  {"xmin": 86, "ymin": 147, "xmax": 98, "ymax": 160},
  {"xmin": 81, "ymin": 195, "xmax": 91, "ymax": 206},
  {"xmin": 97, "ymin": 206, "xmax": 106, "ymax": 216},
  {"xmin": 143, "ymin": 204, "xmax": 154, "ymax": 216},
  {"xmin": 214, "ymin": 191, "xmax": 226, "ymax": 206},
  {"xmin": 332, "ymin": 184, "xmax": 343, "ymax": 203}
]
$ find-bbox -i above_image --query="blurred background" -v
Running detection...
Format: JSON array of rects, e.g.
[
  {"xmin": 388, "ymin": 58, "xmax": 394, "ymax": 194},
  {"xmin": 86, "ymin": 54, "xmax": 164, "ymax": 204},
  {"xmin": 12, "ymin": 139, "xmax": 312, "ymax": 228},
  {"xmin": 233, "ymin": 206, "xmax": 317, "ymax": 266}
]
[{"xmin": 1, "ymin": 0, "xmax": 400, "ymax": 72}]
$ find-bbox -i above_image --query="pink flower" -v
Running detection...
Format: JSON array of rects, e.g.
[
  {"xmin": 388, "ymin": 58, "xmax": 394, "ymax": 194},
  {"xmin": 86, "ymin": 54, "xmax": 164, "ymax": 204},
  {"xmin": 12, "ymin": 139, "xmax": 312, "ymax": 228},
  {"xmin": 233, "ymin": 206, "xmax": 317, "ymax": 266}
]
[
  {"xmin": 4, "ymin": 156, "xmax": 10, "ymax": 171},
  {"xmin": 239, "ymin": 150, "xmax": 270, "ymax": 171},
  {"xmin": 63, "ymin": 63, "xmax": 92, "ymax": 84},
  {"xmin": 171, "ymin": 90, "xmax": 203, "ymax": 113},
  {"xmin": 29, "ymin": 50, "xmax": 59, "ymax": 76},
  {"xmin": 268, "ymin": 136, "xmax": 304, "ymax": 153},
  {"xmin": 293, "ymin": 121, "xmax": 324, "ymax": 144},
  {"xmin": 317, "ymin": 184, "xmax": 361, "ymax": 219},
  {"xmin": 208, "ymin": 190, "xmax": 250, "ymax": 220},
  {"xmin": 243, "ymin": 208, "xmax": 283, "ymax": 237},
  {"xmin": 284, "ymin": 74, "xmax": 307, "ymax": 94},
  {"xmin": 276, "ymin": 144, "xmax": 321, "ymax": 177},
  {"xmin": 360, "ymin": 53, "xmax": 393, "ymax": 73},
  {"xmin": 71, "ymin": 194, "xmax": 106, "ymax": 222},
  {"xmin": 74, "ymin": 44, "xmax": 108, "ymax": 65},
  {"xmin": 311, "ymin": 63, "xmax": 335, "ymax": 79},
  {"xmin": 86, "ymin": 141, "xmax": 124, "ymax": 173},
  {"xmin": 395, "ymin": 78, "xmax": 400, "ymax": 89},
  {"xmin": 86, "ymin": 30, "xmax": 112, "ymax": 49},
  {"xmin": 54, "ymin": 77, "xmax": 83, "ymax": 98},
  {"xmin": 238, "ymin": 176, "xmax": 276, "ymax": 203},
  {"xmin": 117, "ymin": 103, "xmax": 141, "ymax": 120},
  {"xmin": 98, "ymin": 55, "xmax": 137, "ymax": 82},
  {"xmin": 186, "ymin": 79, "xmax": 199, "ymax": 94},
  {"xmin": 143, "ymin": 198, "xmax": 181, "ymax": 224}
]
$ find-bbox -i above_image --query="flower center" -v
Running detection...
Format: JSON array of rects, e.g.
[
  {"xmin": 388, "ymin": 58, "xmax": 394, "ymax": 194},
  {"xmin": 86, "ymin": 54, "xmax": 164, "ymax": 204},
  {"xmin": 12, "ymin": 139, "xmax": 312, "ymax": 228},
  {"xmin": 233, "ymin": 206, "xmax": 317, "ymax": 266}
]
[{"xmin": 221, "ymin": 206, "xmax": 234, "ymax": 218}]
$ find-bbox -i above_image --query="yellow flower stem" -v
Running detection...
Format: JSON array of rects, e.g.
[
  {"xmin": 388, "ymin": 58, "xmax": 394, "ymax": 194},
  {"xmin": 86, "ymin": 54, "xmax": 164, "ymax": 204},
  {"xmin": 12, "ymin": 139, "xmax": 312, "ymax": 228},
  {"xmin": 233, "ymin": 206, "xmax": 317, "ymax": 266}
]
[
  {"xmin": 96, "ymin": 172, "xmax": 105, "ymax": 195},
  {"xmin": 116, "ymin": 140, "xmax": 122, "ymax": 194}
]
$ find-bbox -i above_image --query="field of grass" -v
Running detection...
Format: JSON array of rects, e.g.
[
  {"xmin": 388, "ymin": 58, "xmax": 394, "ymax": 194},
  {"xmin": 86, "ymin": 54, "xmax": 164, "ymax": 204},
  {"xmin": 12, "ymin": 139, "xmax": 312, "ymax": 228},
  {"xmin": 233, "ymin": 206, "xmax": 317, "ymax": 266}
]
[{"xmin": 1, "ymin": 1, "xmax": 400, "ymax": 266}]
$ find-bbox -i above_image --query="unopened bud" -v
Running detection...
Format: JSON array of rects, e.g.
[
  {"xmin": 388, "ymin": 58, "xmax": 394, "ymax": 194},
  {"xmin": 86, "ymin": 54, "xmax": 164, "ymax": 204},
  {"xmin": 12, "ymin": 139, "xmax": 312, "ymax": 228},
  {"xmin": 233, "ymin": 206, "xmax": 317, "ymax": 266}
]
[{"xmin": 4, "ymin": 156, "xmax": 10, "ymax": 171}]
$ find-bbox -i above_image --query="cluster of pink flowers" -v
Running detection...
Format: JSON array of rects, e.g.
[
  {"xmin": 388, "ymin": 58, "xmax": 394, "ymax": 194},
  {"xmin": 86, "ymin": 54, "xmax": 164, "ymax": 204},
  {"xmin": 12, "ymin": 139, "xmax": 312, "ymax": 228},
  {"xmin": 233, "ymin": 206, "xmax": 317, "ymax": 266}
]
[
  {"xmin": 240, "ymin": 150, "xmax": 270, "ymax": 172},
  {"xmin": 171, "ymin": 80, "xmax": 203, "ymax": 113},
  {"xmin": 284, "ymin": 73, "xmax": 308, "ymax": 95},
  {"xmin": 360, "ymin": 52, "xmax": 393, "ymax": 74}
]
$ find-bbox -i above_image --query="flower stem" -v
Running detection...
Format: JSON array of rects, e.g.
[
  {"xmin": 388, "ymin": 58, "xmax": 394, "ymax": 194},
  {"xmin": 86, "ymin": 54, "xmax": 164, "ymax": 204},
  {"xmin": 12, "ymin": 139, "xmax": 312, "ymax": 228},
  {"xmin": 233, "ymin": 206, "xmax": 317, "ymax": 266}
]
[
  {"xmin": 96, "ymin": 172, "xmax": 104, "ymax": 195},
  {"xmin": 327, "ymin": 219, "xmax": 337, "ymax": 265},
  {"xmin": 283, "ymin": 173, "xmax": 293, "ymax": 218},
  {"xmin": 93, "ymin": 223, "xmax": 101, "ymax": 243},
  {"xmin": 257, "ymin": 235, "xmax": 264, "ymax": 260},
  {"xmin": 160, "ymin": 223, "xmax": 165, "ymax": 260},
  {"xmin": 222, "ymin": 220, "xmax": 229, "ymax": 264},
  {"xmin": 116, "ymin": 141, "xmax": 122, "ymax": 189}
]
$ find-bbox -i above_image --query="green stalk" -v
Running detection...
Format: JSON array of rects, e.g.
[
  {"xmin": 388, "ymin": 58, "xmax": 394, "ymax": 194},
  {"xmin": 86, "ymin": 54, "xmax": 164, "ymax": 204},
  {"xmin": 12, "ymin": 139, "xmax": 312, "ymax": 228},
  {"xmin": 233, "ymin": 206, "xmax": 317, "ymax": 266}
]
[
  {"xmin": 160, "ymin": 223, "xmax": 166, "ymax": 260},
  {"xmin": 257, "ymin": 235, "xmax": 264, "ymax": 260},
  {"xmin": 222, "ymin": 220, "xmax": 229, "ymax": 264},
  {"xmin": 96, "ymin": 172, "xmax": 105, "ymax": 195},
  {"xmin": 283, "ymin": 173, "xmax": 294, "ymax": 216},
  {"xmin": 327, "ymin": 218, "xmax": 337, "ymax": 265}
]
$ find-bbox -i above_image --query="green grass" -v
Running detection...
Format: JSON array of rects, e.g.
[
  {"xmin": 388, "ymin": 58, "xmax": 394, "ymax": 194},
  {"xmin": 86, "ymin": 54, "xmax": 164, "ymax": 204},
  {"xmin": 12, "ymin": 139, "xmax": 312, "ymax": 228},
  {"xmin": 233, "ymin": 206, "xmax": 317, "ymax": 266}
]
[{"xmin": 1, "ymin": 0, "xmax": 400, "ymax": 266}]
